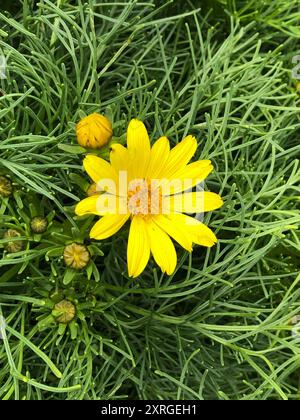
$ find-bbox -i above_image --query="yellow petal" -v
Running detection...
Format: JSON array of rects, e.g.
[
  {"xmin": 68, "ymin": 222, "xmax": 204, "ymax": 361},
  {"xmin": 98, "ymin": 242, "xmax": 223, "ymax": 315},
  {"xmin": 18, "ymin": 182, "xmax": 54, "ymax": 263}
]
[
  {"xmin": 110, "ymin": 143, "xmax": 134, "ymax": 183},
  {"xmin": 166, "ymin": 213, "xmax": 218, "ymax": 247},
  {"xmin": 152, "ymin": 214, "xmax": 193, "ymax": 251},
  {"xmin": 75, "ymin": 195, "xmax": 100, "ymax": 216},
  {"xmin": 83, "ymin": 155, "xmax": 118, "ymax": 193},
  {"xmin": 146, "ymin": 219, "xmax": 177, "ymax": 275},
  {"xmin": 110, "ymin": 143, "xmax": 130, "ymax": 172},
  {"xmin": 162, "ymin": 135, "xmax": 197, "ymax": 178},
  {"xmin": 90, "ymin": 213, "xmax": 129, "ymax": 240},
  {"xmin": 162, "ymin": 160, "xmax": 213, "ymax": 194},
  {"xmin": 89, "ymin": 133, "xmax": 97, "ymax": 149},
  {"xmin": 188, "ymin": 220, "xmax": 218, "ymax": 247},
  {"xmin": 127, "ymin": 216, "xmax": 150, "ymax": 277},
  {"xmin": 126, "ymin": 119, "xmax": 150, "ymax": 178},
  {"xmin": 127, "ymin": 119, "xmax": 150, "ymax": 151},
  {"xmin": 78, "ymin": 193, "xmax": 124, "ymax": 215},
  {"xmin": 165, "ymin": 192, "xmax": 223, "ymax": 214},
  {"xmin": 146, "ymin": 136, "xmax": 170, "ymax": 178}
]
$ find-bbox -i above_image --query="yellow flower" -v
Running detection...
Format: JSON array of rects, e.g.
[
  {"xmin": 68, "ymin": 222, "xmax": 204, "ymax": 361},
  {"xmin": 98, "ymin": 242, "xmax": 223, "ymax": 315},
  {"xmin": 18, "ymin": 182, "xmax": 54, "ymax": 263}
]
[
  {"xmin": 76, "ymin": 113, "xmax": 112, "ymax": 148},
  {"xmin": 75, "ymin": 119, "xmax": 223, "ymax": 277}
]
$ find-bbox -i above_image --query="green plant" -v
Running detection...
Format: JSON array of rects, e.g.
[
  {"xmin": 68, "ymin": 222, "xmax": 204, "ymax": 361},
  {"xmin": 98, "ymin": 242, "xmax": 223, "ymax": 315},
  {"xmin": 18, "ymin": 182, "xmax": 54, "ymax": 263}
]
[{"xmin": 0, "ymin": 0, "xmax": 299, "ymax": 400}]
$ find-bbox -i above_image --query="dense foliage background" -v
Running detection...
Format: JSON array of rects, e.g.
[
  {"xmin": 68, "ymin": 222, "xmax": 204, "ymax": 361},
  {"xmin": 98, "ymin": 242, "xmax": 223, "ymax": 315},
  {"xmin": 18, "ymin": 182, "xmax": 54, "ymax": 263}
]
[{"xmin": 0, "ymin": 0, "xmax": 299, "ymax": 400}]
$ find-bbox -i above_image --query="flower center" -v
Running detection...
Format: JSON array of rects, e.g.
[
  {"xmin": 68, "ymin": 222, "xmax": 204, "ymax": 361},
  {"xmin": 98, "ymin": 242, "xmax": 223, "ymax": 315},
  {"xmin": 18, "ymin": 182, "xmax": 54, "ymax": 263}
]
[{"xmin": 127, "ymin": 179, "xmax": 162, "ymax": 216}]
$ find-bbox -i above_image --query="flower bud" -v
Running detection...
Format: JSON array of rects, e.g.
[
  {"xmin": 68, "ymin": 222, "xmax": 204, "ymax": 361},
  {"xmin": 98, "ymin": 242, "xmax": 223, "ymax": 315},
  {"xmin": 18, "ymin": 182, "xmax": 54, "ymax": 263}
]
[
  {"xmin": 53, "ymin": 299, "xmax": 76, "ymax": 323},
  {"xmin": 30, "ymin": 216, "xmax": 48, "ymax": 234},
  {"xmin": 76, "ymin": 113, "xmax": 112, "ymax": 149},
  {"xmin": 3, "ymin": 229, "xmax": 23, "ymax": 253},
  {"xmin": 63, "ymin": 242, "xmax": 90, "ymax": 270},
  {"xmin": 0, "ymin": 176, "xmax": 12, "ymax": 198},
  {"xmin": 86, "ymin": 183, "xmax": 98, "ymax": 196}
]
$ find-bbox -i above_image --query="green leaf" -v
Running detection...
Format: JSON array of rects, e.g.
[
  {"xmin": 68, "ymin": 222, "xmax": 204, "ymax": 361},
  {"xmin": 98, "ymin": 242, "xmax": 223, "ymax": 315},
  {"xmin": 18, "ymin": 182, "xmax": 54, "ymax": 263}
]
[
  {"xmin": 45, "ymin": 247, "xmax": 64, "ymax": 259},
  {"xmin": 68, "ymin": 320, "xmax": 78, "ymax": 340},
  {"xmin": 91, "ymin": 261, "xmax": 100, "ymax": 282},
  {"xmin": 86, "ymin": 262, "xmax": 93, "ymax": 280},
  {"xmin": 69, "ymin": 173, "xmax": 89, "ymax": 192},
  {"xmin": 63, "ymin": 268, "xmax": 77, "ymax": 285},
  {"xmin": 0, "ymin": 264, "xmax": 21, "ymax": 283},
  {"xmin": 88, "ymin": 244, "xmax": 104, "ymax": 257},
  {"xmin": 57, "ymin": 144, "xmax": 86, "ymax": 154}
]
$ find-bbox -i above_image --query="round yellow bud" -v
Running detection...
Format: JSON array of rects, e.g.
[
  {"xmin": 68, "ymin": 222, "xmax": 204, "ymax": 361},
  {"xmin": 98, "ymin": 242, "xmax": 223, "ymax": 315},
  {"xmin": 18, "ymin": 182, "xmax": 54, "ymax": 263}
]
[
  {"xmin": 0, "ymin": 176, "xmax": 13, "ymax": 198},
  {"xmin": 63, "ymin": 242, "xmax": 90, "ymax": 270},
  {"xmin": 53, "ymin": 299, "xmax": 76, "ymax": 323},
  {"xmin": 86, "ymin": 183, "xmax": 98, "ymax": 196},
  {"xmin": 3, "ymin": 229, "xmax": 24, "ymax": 253},
  {"xmin": 30, "ymin": 216, "xmax": 48, "ymax": 234},
  {"xmin": 76, "ymin": 113, "xmax": 112, "ymax": 149}
]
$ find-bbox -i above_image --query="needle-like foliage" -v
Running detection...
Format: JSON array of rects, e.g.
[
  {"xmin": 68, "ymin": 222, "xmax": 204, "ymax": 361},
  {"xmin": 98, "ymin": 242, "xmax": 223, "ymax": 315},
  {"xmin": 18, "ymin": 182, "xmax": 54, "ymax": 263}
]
[{"xmin": 0, "ymin": 0, "xmax": 299, "ymax": 400}]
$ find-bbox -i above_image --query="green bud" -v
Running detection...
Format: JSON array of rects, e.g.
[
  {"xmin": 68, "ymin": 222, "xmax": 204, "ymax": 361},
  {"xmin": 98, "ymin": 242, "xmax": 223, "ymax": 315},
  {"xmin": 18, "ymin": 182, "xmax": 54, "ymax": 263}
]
[
  {"xmin": 30, "ymin": 216, "xmax": 48, "ymax": 234},
  {"xmin": 3, "ymin": 229, "xmax": 24, "ymax": 253},
  {"xmin": 0, "ymin": 176, "xmax": 13, "ymax": 198},
  {"xmin": 53, "ymin": 299, "xmax": 76, "ymax": 324}
]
